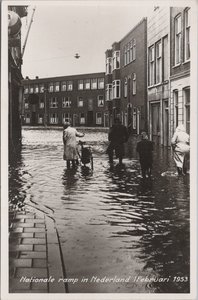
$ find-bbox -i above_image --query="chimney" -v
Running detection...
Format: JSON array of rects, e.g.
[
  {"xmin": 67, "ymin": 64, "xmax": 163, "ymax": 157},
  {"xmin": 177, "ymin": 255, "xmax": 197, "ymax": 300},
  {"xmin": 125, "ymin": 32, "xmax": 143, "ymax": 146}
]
[
  {"xmin": 35, "ymin": 76, "xmax": 39, "ymax": 79},
  {"xmin": 25, "ymin": 76, "xmax": 29, "ymax": 79}
]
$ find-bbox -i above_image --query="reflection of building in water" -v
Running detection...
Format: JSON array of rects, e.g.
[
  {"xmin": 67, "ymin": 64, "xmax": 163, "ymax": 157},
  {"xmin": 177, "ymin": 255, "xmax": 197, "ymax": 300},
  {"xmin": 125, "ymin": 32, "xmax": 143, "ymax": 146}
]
[{"xmin": 22, "ymin": 72, "xmax": 107, "ymax": 127}]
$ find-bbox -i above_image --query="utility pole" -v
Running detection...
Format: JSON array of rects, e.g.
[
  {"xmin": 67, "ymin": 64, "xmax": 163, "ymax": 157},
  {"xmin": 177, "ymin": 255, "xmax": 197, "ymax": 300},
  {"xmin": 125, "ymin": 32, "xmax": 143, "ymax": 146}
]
[{"xmin": 21, "ymin": 6, "xmax": 36, "ymax": 58}]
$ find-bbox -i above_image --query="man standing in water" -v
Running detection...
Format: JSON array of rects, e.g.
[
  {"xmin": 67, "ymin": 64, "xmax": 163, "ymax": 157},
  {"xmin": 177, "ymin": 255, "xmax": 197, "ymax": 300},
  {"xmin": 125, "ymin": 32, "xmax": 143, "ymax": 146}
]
[
  {"xmin": 63, "ymin": 122, "xmax": 84, "ymax": 168},
  {"xmin": 107, "ymin": 118, "xmax": 128, "ymax": 165},
  {"xmin": 136, "ymin": 132, "xmax": 153, "ymax": 179}
]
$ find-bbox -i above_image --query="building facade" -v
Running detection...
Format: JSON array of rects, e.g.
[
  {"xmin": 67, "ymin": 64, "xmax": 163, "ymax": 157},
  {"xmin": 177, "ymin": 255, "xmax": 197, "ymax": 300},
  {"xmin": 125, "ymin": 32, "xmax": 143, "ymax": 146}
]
[
  {"xmin": 170, "ymin": 7, "xmax": 191, "ymax": 136},
  {"xmin": 105, "ymin": 18, "xmax": 147, "ymax": 134},
  {"xmin": 8, "ymin": 6, "xmax": 28, "ymax": 154},
  {"xmin": 22, "ymin": 72, "xmax": 107, "ymax": 127},
  {"xmin": 147, "ymin": 7, "xmax": 170, "ymax": 146}
]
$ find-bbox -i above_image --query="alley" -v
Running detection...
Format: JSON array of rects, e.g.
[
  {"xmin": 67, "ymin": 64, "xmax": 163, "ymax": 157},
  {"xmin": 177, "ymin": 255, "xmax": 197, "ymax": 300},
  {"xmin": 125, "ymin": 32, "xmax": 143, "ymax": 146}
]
[{"xmin": 9, "ymin": 128, "xmax": 190, "ymax": 293}]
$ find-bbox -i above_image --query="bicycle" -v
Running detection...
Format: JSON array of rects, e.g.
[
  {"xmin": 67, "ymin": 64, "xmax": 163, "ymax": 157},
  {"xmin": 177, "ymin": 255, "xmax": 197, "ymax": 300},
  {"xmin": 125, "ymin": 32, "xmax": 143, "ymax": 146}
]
[{"xmin": 78, "ymin": 140, "xmax": 93, "ymax": 169}]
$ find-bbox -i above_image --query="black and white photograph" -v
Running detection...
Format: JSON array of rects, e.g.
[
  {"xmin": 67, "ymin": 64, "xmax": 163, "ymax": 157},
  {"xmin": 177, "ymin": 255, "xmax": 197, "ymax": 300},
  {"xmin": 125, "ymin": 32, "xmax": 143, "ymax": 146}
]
[{"xmin": 1, "ymin": 0, "xmax": 197, "ymax": 299}]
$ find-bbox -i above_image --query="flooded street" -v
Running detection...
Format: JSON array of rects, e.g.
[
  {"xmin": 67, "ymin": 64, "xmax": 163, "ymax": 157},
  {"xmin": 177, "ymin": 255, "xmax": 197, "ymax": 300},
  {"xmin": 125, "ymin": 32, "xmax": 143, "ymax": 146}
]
[{"xmin": 9, "ymin": 128, "xmax": 190, "ymax": 293}]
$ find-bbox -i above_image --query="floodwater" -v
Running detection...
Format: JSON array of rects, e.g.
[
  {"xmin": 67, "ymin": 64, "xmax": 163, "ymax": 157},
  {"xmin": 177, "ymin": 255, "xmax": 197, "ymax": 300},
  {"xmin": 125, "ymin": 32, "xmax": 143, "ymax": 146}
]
[{"xmin": 9, "ymin": 128, "xmax": 190, "ymax": 293}]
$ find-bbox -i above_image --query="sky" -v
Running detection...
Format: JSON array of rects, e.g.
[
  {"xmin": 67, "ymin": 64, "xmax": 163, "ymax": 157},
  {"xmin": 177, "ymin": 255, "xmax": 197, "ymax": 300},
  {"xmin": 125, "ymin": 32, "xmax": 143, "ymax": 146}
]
[{"xmin": 21, "ymin": 1, "xmax": 155, "ymax": 79}]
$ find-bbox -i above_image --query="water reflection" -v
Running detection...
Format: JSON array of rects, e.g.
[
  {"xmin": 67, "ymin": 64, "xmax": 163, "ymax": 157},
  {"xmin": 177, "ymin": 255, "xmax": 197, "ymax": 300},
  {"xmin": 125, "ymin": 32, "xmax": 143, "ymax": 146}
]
[{"xmin": 9, "ymin": 129, "xmax": 190, "ymax": 293}]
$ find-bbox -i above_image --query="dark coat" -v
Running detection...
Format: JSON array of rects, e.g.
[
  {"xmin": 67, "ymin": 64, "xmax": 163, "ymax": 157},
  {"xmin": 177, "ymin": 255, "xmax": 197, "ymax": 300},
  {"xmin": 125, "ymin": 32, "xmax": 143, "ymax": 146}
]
[
  {"xmin": 107, "ymin": 124, "xmax": 128, "ymax": 158},
  {"xmin": 136, "ymin": 139, "xmax": 153, "ymax": 169}
]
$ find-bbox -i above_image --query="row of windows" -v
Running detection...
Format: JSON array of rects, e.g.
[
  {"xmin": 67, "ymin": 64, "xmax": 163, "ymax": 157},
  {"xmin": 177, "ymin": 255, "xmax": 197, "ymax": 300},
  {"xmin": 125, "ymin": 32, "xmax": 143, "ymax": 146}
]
[
  {"xmin": 173, "ymin": 87, "xmax": 190, "ymax": 133},
  {"xmin": 24, "ymin": 95, "xmax": 104, "ymax": 109},
  {"xmin": 175, "ymin": 8, "xmax": 190, "ymax": 65},
  {"xmin": 124, "ymin": 39, "xmax": 136, "ymax": 66},
  {"xmin": 106, "ymin": 51, "xmax": 120, "ymax": 74},
  {"xmin": 24, "ymin": 112, "xmax": 104, "ymax": 125},
  {"xmin": 105, "ymin": 75, "xmax": 136, "ymax": 100},
  {"xmin": 24, "ymin": 78, "xmax": 105, "ymax": 94}
]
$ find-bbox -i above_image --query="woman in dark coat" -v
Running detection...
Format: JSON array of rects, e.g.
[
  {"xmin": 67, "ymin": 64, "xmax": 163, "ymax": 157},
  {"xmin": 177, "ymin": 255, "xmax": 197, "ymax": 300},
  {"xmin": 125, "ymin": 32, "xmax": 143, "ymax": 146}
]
[{"xmin": 136, "ymin": 132, "xmax": 153, "ymax": 178}]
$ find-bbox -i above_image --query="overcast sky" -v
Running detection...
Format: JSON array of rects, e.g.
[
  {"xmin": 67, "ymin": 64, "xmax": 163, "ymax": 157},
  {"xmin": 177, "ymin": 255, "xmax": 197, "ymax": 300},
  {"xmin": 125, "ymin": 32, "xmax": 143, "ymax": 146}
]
[{"xmin": 21, "ymin": 1, "xmax": 155, "ymax": 79}]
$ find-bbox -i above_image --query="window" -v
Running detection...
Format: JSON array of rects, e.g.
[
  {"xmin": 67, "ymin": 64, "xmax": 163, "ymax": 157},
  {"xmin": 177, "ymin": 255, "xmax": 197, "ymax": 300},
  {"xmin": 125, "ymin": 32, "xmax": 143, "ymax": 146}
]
[
  {"xmin": 126, "ymin": 45, "xmax": 130, "ymax": 65},
  {"xmin": 29, "ymin": 86, "xmax": 34, "ymax": 94},
  {"xmin": 39, "ymin": 84, "xmax": 44, "ymax": 93},
  {"xmin": 133, "ymin": 108, "xmax": 137, "ymax": 129},
  {"xmin": 38, "ymin": 114, "xmax": 43, "ymax": 124},
  {"xmin": 54, "ymin": 82, "xmax": 60, "ymax": 92},
  {"xmin": 62, "ymin": 97, "xmax": 71, "ymax": 108},
  {"xmin": 50, "ymin": 113, "xmax": 58, "ymax": 124},
  {"xmin": 49, "ymin": 82, "xmax": 54, "ymax": 93},
  {"xmin": 184, "ymin": 88, "xmax": 190, "ymax": 134},
  {"xmin": 124, "ymin": 46, "xmax": 127, "ymax": 66},
  {"xmin": 129, "ymin": 41, "xmax": 133, "ymax": 62},
  {"xmin": 113, "ymin": 51, "xmax": 120, "ymax": 70},
  {"xmin": 78, "ymin": 97, "xmax": 83, "ymax": 107},
  {"xmin": 25, "ymin": 113, "xmax": 30, "ymax": 124},
  {"xmin": 98, "ymin": 78, "xmax": 104, "ymax": 89},
  {"xmin": 50, "ymin": 97, "xmax": 58, "ymax": 108},
  {"xmin": 124, "ymin": 77, "xmax": 128, "ymax": 98},
  {"xmin": 156, "ymin": 41, "xmax": 162, "ymax": 83},
  {"xmin": 24, "ymin": 99, "xmax": 29, "ymax": 109},
  {"xmin": 175, "ymin": 14, "xmax": 182, "ymax": 65},
  {"xmin": 149, "ymin": 46, "xmax": 155, "ymax": 86},
  {"xmin": 62, "ymin": 113, "xmax": 70, "ymax": 124},
  {"xmin": 80, "ymin": 113, "xmax": 85, "ymax": 124},
  {"xmin": 106, "ymin": 84, "xmax": 112, "ymax": 101},
  {"xmin": 34, "ymin": 85, "xmax": 39, "ymax": 93},
  {"xmin": 106, "ymin": 57, "xmax": 112, "ymax": 74},
  {"xmin": 61, "ymin": 81, "xmax": 66, "ymax": 91},
  {"xmin": 67, "ymin": 81, "xmax": 73, "ymax": 91},
  {"xmin": 98, "ymin": 95, "xmax": 104, "ymax": 107},
  {"xmin": 24, "ymin": 86, "xmax": 29, "ymax": 94},
  {"xmin": 96, "ymin": 112, "xmax": 102, "ymax": 125},
  {"xmin": 39, "ymin": 98, "xmax": 44, "ymax": 109},
  {"xmin": 132, "ymin": 39, "xmax": 136, "ymax": 61},
  {"xmin": 84, "ymin": 79, "xmax": 90, "ymax": 90},
  {"xmin": 173, "ymin": 90, "xmax": 179, "ymax": 128},
  {"xmin": 78, "ymin": 80, "xmax": 84, "ymax": 90},
  {"xmin": 91, "ymin": 78, "xmax": 97, "ymax": 90},
  {"xmin": 163, "ymin": 36, "xmax": 168, "ymax": 81},
  {"xmin": 132, "ymin": 73, "xmax": 136, "ymax": 95},
  {"xmin": 113, "ymin": 80, "xmax": 120, "ymax": 99},
  {"xmin": 184, "ymin": 8, "xmax": 190, "ymax": 61}
]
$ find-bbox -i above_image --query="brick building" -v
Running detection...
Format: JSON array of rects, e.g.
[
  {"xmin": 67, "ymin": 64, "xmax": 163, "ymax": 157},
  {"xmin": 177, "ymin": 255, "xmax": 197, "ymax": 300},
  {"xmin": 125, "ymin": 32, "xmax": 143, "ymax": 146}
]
[
  {"xmin": 22, "ymin": 72, "xmax": 107, "ymax": 127},
  {"xmin": 105, "ymin": 18, "xmax": 147, "ymax": 134},
  {"xmin": 170, "ymin": 7, "xmax": 191, "ymax": 136}
]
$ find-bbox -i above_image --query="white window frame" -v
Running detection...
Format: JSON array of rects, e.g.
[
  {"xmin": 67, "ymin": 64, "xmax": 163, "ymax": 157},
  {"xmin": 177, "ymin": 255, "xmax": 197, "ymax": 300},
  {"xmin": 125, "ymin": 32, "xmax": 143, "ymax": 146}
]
[
  {"xmin": 24, "ymin": 99, "xmax": 29, "ymax": 109},
  {"xmin": 96, "ymin": 112, "xmax": 102, "ymax": 125},
  {"xmin": 98, "ymin": 78, "xmax": 104, "ymax": 89},
  {"xmin": 106, "ymin": 57, "xmax": 112, "ymax": 74},
  {"xmin": 124, "ymin": 46, "xmax": 127, "ymax": 66},
  {"xmin": 67, "ymin": 81, "xmax": 73, "ymax": 91},
  {"xmin": 49, "ymin": 83, "xmax": 54, "ymax": 93},
  {"xmin": 39, "ymin": 84, "xmax": 44, "ymax": 93},
  {"xmin": 124, "ymin": 77, "xmax": 128, "ymax": 98},
  {"xmin": 133, "ymin": 108, "xmax": 137, "ymax": 129},
  {"xmin": 156, "ymin": 40, "xmax": 162, "ymax": 84},
  {"xmin": 113, "ymin": 80, "xmax": 120, "ymax": 99},
  {"xmin": 50, "ymin": 97, "xmax": 58, "ymax": 108},
  {"xmin": 149, "ymin": 46, "xmax": 155, "ymax": 86},
  {"xmin": 24, "ymin": 86, "xmax": 29, "ymax": 94},
  {"xmin": 34, "ymin": 85, "xmax": 39, "ymax": 93},
  {"xmin": 183, "ymin": 87, "xmax": 190, "ymax": 134},
  {"xmin": 62, "ymin": 97, "xmax": 71, "ymax": 108},
  {"xmin": 106, "ymin": 84, "xmax": 112, "ymax": 101},
  {"xmin": 38, "ymin": 114, "xmax": 43, "ymax": 124},
  {"xmin": 132, "ymin": 39, "xmax": 136, "ymax": 61},
  {"xmin": 25, "ymin": 113, "xmax": 30, "ymax": 124},
  {"xmin": 173, "ymin": 90, "xmax": 179, "ymax": 129},
  {"xmin": 29, "ymin": 86, "xmax": 34, "ymax": 94},
  {"xmin": 175, "ymin": 14, "xmax": 182, "ymax": 65},
  {"xmin": 54, "ymin": 82, "xmax": 60, "ymax": 92},
  {"xmin": 78, "ymin": 80, "xmax": 84, "ymax": 90},
  {"xmin": 80, "ymin": 113, "xmax": 85, "ymax": 124},
  {"xmin": 78, "ymin": 97, "xmax": 83, "ymax": 107},
  {"xmin": 97, "ymin": 95, "xmax": 104, "ymax": 107},
  {"xmin": 132, "ymin": 73, "xmax": 136, "ymax": 95},
  {"xmin": 62, "ymin": 113, "xmax": 70, "ymax": 124},
  {"xmin": 91, "ymin": 78, "xmax": 97, "ymax": 90},
  {"xmin": 184, "ymin": 8, "xmax": 190, "ymax": 61},
  {"xmin": 113, "ymin": 51, "xmax": 120, "ymax": 70},
  {"xmin": 61, "ymin": 81, "xmax": 67, "ymax": 91},
  {"xmin": 84, "ymin": 79, "xmax": 90, "ymax": 90},
  {"xmin": 39, "ymin": 99, "xmax": 44, "ymax": 109},
  {"xmin": 50, "ymin": 113, "xmax": 58, "ymax": 124}
]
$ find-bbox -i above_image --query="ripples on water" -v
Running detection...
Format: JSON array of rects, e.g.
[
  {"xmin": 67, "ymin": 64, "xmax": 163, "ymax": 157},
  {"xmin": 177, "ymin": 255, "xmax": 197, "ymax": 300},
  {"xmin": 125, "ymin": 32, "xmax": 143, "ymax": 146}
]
[{"xmin": 9, "ymin": 129, "xmax": 190, "ymax": 293}]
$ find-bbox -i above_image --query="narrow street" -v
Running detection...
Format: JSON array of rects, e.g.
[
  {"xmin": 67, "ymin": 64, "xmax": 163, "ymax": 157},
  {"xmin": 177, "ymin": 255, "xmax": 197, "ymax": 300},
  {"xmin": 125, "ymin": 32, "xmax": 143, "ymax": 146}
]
[{"xmin": 9, "ymin": 128, "xmax": 190, "ymax": 293}]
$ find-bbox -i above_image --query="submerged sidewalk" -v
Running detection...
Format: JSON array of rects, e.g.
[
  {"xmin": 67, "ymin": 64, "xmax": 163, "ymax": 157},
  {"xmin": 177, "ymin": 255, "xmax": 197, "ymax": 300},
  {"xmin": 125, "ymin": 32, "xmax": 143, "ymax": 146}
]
[{"xmin": 9, "ymin": 206, "xmax": 67, "ymax": 293}]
